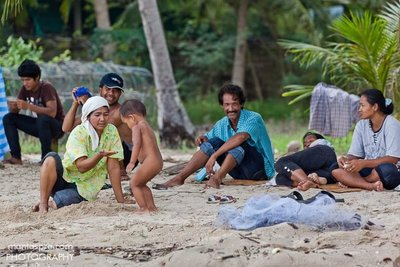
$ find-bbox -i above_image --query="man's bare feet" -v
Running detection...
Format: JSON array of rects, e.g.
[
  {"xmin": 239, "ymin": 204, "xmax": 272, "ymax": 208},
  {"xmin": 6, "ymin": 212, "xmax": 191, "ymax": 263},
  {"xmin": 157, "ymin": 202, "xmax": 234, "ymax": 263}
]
[
  {"xmin": 307, "ymin": 173, "xmax": 327, "ymax": 185},
  {"xmin": 162, "ymin": 177, "xmax": 185, "ymax": 188},
  {"xmin": 297, "ymin": 180, "xmax": 318, "ymax": 191},
  {"xmin": 205, "ymin": 175, "xmax": 221, "ymax": 189}
]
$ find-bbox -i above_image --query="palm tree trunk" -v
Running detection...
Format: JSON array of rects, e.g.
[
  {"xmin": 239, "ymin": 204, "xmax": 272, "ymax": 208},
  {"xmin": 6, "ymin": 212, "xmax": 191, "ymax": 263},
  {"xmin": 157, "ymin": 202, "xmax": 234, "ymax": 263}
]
[
  {"xmin": 73, "ymin": 0, "xmax": 82, "ymax": 35},
  {"xmin": 232, "ymin": 0, "xmax": 248, "ymax": 89},
  {"xmin": 138, "ymin": 0, "xmax": 195, "ymax": 148},
  {"xmin": 93, "ymin": 0, "xmax": 114, "ymax": 60}
]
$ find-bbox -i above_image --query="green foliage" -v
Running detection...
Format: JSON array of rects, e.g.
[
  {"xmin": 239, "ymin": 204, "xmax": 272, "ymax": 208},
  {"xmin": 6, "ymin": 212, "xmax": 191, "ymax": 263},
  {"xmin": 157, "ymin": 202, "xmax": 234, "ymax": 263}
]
[
  {"xmin": 1, "ymin": 0, "xmax": 23, "ymax": 24},
  {"xmin": 0, "ymin": 36, "xmax": 71, "ymax": 67},
  {"xmin": 0, "ymin": 36, "xmax": 43, "ymax": 67},
  {"xmin": 89, "ymin": 28, "xmax": 149, "ymax": 67},
  {"xmin": 280, "ymin": 1, "xmax": 400, "ymax": 110},
  {"xmin": 184, "ymin": 93, "xmax": 308, "ymax": 125}
]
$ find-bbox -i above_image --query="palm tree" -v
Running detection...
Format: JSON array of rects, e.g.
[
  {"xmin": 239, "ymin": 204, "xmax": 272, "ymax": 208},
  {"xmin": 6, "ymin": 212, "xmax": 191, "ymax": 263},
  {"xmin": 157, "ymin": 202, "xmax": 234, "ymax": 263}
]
[
  {"xmin": 279, "ymin": 0, "xmax": 400, "ymax": 112},
  {"xmin": 138, "ymin": 0, "xmax": 195, "ymax": 148}
]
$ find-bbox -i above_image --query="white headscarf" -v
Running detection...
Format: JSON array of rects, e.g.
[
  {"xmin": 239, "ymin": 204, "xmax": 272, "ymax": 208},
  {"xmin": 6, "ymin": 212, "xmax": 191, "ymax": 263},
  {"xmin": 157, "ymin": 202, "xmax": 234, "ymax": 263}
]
[{"xmin": 81, "ymin": 96, "xmax": 109, "ymax": 150}]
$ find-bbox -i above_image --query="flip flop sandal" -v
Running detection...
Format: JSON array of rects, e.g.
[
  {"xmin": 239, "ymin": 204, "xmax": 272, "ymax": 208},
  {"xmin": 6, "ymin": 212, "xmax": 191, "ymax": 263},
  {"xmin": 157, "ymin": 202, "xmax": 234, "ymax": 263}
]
[
  {"xmin": 282, "ymin": 191, "xmax": 304, "ymax": 202},
  {"xmin": 207, "ymin": 195, "xmax": 222, "ymax": 204},
  {"xmin": 219, "ymin": 195, "xmax": 236, "ymax": 204},
  {"xmin": 152, "ymin": 183, "xmax": 168, "ymax": 190}
]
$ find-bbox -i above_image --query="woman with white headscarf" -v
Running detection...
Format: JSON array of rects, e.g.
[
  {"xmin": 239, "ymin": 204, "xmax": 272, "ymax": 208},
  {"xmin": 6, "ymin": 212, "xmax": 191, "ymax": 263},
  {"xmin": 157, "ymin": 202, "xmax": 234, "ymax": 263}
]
[{"xmin": 33, "ymin": 96, "xmax": 134, "ymax": 213}]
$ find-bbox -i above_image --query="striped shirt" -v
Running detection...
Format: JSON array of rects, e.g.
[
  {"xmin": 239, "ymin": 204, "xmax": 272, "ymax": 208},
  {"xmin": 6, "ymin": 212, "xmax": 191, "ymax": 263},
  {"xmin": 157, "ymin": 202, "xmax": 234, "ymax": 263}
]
[{"xmin": 205, "ymin": 109, "xmax": 275, "ymax": 178}]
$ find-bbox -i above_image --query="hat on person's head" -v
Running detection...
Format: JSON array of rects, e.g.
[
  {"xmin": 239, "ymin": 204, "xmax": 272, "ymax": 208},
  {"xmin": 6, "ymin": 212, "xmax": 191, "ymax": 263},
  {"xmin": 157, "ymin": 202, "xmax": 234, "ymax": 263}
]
[{"xmin": 100, "ymin": 73, "xmax": 124, "ymax": 91}]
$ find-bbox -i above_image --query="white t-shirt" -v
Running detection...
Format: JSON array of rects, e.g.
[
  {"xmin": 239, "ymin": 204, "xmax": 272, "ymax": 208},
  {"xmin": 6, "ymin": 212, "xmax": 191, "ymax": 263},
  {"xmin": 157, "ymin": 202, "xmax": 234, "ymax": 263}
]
[{"xmin": 348, "ymin": 115, "xmax": 400, "ymax": 161}]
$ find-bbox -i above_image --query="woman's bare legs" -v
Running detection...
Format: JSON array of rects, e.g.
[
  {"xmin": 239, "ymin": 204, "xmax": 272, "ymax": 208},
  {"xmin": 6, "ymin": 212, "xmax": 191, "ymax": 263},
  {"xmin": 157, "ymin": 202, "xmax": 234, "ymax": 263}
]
[
  {"xmin": 33, "ymin": 157, "xmax": 58, "ymax": 212},
  {"xmin": 332, "ymin": 168, "xmax": 383, "ymax": 191}
]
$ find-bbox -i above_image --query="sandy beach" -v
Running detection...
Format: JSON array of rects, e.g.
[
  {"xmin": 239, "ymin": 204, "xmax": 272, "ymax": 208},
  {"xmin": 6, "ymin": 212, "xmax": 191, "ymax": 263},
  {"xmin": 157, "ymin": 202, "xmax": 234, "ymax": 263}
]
[{"xmin": 0, "ymin": 150, "xmax": 399, "ymax": 267}]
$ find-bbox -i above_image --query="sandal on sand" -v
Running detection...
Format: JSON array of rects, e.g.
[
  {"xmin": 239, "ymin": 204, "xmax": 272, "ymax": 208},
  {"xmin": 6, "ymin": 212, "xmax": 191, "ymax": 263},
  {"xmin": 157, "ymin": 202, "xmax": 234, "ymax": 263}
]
[
  {"xmin": 207, "ymin": 195, "xmax": 237, "ymax": 204},
  {"xmin": 3, "ymin": 157, "xmax": 22, "ymax": 165},
  {"xmin": 219, "ymin": 195, "xmax": 236, "ymax": 204},
  {"xmin": 152, "ymin": 183, "xmax": 168, "ymax": 190},
  {"xmin": 207, "ymin": 195, "xmax": 222, "ymax": 204}
]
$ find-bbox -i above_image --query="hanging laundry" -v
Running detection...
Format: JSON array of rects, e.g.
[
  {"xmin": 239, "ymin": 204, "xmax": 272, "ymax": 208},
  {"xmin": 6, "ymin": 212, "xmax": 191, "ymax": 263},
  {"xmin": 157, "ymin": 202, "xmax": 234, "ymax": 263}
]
[
  {"xmin": 309, "ymin": 82, "xmax": 359, "ymax": 137},
  {"xmin": 0, "ymin": 67, "xmax": 10, "ymax": 160}
]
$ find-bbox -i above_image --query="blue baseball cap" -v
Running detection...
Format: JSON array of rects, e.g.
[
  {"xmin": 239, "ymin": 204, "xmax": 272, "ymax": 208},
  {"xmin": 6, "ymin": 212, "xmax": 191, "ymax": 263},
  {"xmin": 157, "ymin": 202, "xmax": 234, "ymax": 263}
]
[
  {"xmin": 74, "ymin": 86, "xmax": 92, "ymax": 98},
  {"xmin": 100, "ymin": 73, "xmax": 124, "ymax": 91}
]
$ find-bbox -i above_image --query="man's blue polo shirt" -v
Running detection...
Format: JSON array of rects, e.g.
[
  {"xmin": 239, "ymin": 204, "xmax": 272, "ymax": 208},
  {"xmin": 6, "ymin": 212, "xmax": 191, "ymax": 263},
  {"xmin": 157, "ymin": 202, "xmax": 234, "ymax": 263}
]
[{"xmin": 205, "ymin": 109, "xmax": 275, "ymax": 178}]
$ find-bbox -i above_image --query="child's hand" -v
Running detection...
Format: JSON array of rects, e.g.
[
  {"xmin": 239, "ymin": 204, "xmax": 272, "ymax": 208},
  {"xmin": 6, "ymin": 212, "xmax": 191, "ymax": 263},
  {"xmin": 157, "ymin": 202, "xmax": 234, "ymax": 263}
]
[{"xmin": 126, "ymin": 162, "xmax": 136, "ymax": 173}]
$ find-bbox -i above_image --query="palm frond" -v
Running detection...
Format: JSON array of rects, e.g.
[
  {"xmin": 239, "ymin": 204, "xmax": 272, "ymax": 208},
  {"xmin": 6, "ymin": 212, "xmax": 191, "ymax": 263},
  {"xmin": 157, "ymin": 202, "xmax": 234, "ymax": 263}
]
[{"xmin": 1, "ymin": 0, "xmax": 23, "ymax": 24}]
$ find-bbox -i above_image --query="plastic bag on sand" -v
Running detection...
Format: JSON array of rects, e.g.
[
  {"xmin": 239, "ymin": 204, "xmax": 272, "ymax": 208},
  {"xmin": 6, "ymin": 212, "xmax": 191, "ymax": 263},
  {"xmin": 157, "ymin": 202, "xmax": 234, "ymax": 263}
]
[{"xmin": 215, "ymin": 194, "xmax": 367, "ymax": 231}]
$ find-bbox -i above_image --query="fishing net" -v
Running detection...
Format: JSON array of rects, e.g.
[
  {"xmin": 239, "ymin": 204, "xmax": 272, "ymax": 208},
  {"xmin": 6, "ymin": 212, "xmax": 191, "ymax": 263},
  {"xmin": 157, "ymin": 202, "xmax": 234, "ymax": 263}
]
[{"xmin": 215, "ymin": 193, "xmax": 367, "ymax": 231}]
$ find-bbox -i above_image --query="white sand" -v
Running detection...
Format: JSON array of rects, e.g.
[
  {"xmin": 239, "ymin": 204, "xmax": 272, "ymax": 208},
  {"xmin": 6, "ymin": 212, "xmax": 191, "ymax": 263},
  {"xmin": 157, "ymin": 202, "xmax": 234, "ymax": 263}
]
[{"xmin": 0, "ymin": 150, "xmax": 399, "ymax": 267}]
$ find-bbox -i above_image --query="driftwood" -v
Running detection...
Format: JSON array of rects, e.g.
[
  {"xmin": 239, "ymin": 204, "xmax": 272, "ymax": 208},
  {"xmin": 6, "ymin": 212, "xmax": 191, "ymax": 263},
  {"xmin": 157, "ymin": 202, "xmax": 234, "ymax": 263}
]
[{"xmin": 161, "ymin": 162, "xmax": 188, "ymax": 176}]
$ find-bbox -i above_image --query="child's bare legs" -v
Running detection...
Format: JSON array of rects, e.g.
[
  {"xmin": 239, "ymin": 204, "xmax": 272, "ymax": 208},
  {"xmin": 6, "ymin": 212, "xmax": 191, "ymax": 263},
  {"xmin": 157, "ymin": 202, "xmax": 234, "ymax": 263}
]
[
  {"xmin": 131, "ymin": 161, "xmax": 161, "ymax": 213},
  {"xmin": 33, "ymin": 157, "xmax": 58, "ymax": 213},
  {"xmin": 332, "ymin": 168, "xmax": 384, "ymax": 191}
]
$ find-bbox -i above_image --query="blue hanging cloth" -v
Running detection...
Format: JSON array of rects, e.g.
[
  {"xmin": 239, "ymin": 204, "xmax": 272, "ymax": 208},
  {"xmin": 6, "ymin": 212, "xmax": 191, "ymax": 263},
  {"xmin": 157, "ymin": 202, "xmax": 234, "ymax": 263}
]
[{"xmin": 0, "ymin": 67, "xmax": 10, "ymax": 160}]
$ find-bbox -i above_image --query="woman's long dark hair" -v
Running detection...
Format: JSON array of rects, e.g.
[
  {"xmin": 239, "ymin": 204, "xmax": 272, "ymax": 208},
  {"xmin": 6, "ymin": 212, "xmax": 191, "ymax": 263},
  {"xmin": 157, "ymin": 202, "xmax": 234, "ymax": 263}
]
[{"xmin": 360, "ymin": 89, "xmax": 394, "ymax": 115}]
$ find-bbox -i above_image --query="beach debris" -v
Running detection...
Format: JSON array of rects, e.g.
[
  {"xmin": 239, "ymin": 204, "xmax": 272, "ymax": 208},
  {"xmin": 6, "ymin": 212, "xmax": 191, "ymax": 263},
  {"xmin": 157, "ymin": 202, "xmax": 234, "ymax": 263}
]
[
  {"xmin": 161, "ymin": 162, "xmax": 188, "ymax": 175},
  {"xmin": 220, "ymin": 254, "xmax": 240, "ymax": 260},
  {"xmin": 271, "ymin": 248, "xmax": 281, "ymax": 254},
  {"xmin": 238, "ymin": 233, "xmax": 260, "ymax": 244},
  {"xmin": 344, "ymin": 253, "xmax": 353, "ymax": 257},
  {"xmin": 304, "ymin": 238, "xmax": 310, "ymax": 243}
]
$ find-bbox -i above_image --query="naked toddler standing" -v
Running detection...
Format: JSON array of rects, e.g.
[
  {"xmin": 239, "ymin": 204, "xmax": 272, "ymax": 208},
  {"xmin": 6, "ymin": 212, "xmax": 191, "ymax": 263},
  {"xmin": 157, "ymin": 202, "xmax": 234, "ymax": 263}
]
[{"xmin": 120, "ymin": 99, "xmax": 163, "ymax": 213}]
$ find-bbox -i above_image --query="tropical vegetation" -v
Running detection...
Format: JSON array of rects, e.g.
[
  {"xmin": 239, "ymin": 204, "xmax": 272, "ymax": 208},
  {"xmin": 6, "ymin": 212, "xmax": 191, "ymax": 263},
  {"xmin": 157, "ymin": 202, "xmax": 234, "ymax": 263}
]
[{"xmin": 280, "ymin": 0, "xmax": 400, "ymax": 112}]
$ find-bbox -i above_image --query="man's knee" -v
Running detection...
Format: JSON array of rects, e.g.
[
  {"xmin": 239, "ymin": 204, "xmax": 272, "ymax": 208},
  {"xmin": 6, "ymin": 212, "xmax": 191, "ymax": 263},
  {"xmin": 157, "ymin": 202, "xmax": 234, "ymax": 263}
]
[
  {"xmin": 199, "ymin": 142, "xmax": 213, "ymax": 156},
  {"xmin": 36, "ymin": 115, "xmax": 53, "ymax": 127},
  {"xmin": 227, "ymin": 146, "xmax": 244, "ymax": 165},
  {"xmin": 2, "ymin": 112, "xmax": 15, "ymax": 125}
]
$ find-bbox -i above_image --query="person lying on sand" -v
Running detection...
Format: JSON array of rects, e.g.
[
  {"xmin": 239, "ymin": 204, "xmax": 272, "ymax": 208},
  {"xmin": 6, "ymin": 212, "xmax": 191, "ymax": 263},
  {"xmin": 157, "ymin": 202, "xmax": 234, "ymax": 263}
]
[
  {"xmin": 275, "ymin": 131, "xmax": 337, "ymax": 191},
  {"xmin": 33, "ymin": 96, "xmax": 134, "ymax": 213}
]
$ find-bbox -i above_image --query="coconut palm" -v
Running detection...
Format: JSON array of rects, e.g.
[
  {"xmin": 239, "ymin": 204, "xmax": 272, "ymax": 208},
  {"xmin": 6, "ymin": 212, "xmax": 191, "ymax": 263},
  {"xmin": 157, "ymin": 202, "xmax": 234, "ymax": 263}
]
[{"xmin": 279, "ymin": 0, "xmax": 400, "ymax": 111}]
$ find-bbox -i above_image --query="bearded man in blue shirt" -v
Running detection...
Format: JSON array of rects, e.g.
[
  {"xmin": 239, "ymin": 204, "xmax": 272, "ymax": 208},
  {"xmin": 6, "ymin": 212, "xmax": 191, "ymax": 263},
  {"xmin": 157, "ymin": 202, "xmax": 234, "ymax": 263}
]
[{"xmin": 156, "ymin": 84, "xmax": 275, "ymax": 189}]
